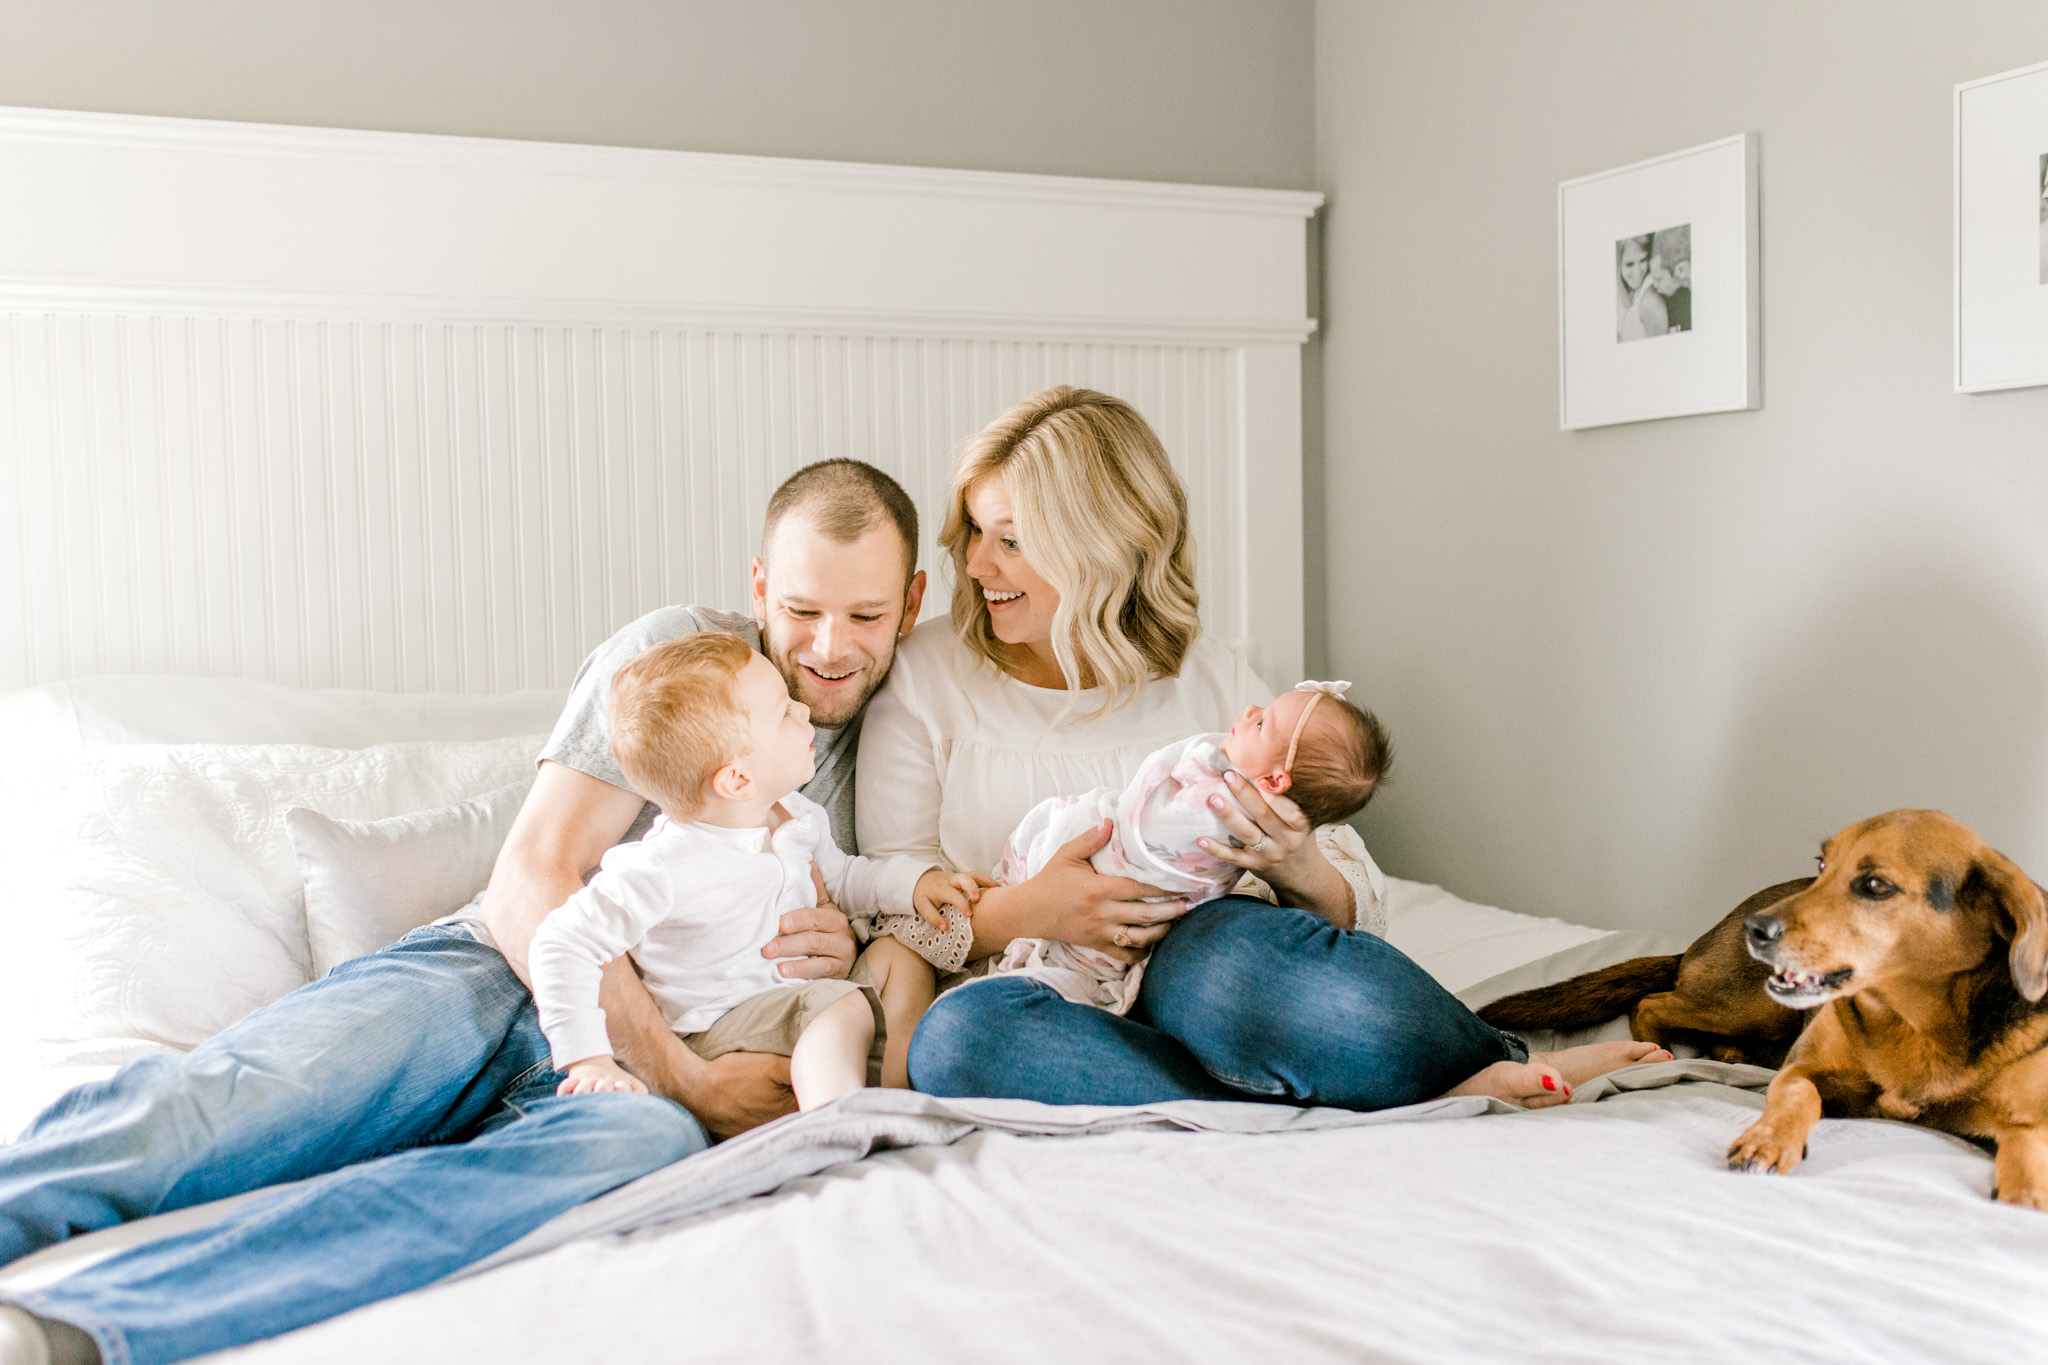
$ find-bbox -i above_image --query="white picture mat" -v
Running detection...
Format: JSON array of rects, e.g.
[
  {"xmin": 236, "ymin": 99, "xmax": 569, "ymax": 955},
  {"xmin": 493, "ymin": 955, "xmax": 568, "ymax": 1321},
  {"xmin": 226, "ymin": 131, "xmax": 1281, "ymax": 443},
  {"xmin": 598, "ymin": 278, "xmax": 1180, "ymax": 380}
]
[
  {"xmin": 1558, "ymin": 133, "xmax": 1759, "ymax": 430},
  {"xmin": 1955, "ymin": 58, "xmax": 2048, "ymax": 394}
]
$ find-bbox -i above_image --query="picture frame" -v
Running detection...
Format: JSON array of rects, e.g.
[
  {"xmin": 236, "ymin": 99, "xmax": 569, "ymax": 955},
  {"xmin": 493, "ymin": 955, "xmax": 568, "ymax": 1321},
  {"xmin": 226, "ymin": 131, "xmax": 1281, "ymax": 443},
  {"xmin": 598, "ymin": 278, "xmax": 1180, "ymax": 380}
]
[
  {"xmin": 1954, "ymin": 58, "xmax": 2048, "ymax": 395},
  {"xmin": 1558, "ymin": 132, "xmax": 1760, "ymax": 430}
]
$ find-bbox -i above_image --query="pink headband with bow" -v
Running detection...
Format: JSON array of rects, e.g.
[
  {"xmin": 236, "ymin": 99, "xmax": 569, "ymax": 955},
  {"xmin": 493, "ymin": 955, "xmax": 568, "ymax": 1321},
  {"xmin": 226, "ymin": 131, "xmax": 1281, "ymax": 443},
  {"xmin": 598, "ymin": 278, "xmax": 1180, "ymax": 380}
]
[{"xmin": 1282, "ymin": 680, "xmax": 1352, "ymax": 774}]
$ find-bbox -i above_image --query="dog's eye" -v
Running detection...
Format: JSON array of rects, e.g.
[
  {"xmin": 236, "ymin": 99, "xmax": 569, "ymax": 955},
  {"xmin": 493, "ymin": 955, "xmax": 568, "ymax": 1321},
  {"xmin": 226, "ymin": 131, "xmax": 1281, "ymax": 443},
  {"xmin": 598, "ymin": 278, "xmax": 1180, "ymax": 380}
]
[{"xmin": 1851, "ymin": 874, "xmax": 1897, "ymax": 899}]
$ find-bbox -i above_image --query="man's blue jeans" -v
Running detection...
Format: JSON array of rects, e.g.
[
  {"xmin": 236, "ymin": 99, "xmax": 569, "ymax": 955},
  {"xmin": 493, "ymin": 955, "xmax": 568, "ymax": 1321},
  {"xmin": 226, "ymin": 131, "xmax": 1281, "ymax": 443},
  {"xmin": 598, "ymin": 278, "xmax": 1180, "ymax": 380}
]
[
  {"xmin": 0, "ymin": 926, "xmax": 706, "ymax": 1365},
  {"xmin": 910, "ymin": 897, "xmax": 1529, "ymax": 1108}
]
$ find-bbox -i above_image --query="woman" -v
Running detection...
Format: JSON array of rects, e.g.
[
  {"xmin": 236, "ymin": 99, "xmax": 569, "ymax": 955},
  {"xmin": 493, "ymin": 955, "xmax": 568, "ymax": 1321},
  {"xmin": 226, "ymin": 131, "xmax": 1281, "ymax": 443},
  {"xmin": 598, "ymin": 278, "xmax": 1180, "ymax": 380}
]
[
  {"xmin": 1616, "ymin": 233, "xmax": 1667, "ymax": 341},
  {"xmin": 856, "ymin": 386, "xmax": 1661, "ymax": 1110}
]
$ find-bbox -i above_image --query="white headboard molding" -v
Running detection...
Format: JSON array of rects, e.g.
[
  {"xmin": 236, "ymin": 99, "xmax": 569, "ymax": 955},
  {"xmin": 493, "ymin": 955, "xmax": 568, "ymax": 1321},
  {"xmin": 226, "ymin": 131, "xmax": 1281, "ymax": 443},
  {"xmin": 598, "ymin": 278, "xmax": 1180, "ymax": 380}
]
[{"xmin": 0, "ymin": 107, "xmax": 1320, "ymax": 693}]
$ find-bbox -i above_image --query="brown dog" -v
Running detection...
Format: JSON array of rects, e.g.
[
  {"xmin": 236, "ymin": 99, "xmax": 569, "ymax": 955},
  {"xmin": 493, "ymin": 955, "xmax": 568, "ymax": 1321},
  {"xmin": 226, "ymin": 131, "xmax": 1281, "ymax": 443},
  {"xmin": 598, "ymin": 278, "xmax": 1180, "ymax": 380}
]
[
  {"xmin": 1725, "ymin": 810, "xmax": 2048, "ymax": 1209},
  {"xmin": 1480, "ymin": 879, "xmax": 1814, "ymax": 1066}
]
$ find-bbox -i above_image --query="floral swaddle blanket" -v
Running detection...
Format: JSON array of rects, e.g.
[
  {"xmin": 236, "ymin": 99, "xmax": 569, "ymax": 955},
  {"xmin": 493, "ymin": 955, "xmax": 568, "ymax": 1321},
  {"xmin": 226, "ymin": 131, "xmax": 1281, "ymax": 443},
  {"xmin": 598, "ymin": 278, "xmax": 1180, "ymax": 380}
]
[{"xmin": 984, "ymin": 733, "xmax": 1244, "ymax": 1014}]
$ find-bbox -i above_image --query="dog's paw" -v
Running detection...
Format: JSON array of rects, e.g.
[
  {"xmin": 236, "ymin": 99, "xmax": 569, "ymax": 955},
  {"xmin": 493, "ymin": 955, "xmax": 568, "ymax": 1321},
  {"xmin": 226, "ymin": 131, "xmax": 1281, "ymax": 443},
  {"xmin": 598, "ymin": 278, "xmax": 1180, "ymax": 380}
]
[
  {"xmin": 1726, "ymin": 1122, "xmax": 1806, "ymax": 1175},
  {"xmin": 1992, "ymin": 1180, "xmax": 2048, "ymax": 1211}
]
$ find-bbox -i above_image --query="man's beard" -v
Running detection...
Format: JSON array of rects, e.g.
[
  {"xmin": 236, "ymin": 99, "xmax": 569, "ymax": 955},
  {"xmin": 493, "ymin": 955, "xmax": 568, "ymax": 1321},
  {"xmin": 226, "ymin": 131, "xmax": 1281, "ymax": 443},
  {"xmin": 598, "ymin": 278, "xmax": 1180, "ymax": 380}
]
[{"xmin": 773, "ymin": 650, "xmax": 893, "ymax": 729}]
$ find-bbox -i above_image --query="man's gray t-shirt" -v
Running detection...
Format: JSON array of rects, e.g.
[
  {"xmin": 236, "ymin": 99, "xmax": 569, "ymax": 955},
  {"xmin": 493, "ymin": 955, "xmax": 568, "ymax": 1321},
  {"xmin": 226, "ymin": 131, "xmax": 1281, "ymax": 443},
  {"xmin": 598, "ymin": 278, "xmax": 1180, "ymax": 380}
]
[{"xmin": 538, "ymin": 605, "xmax": 862, "ymax": 853}]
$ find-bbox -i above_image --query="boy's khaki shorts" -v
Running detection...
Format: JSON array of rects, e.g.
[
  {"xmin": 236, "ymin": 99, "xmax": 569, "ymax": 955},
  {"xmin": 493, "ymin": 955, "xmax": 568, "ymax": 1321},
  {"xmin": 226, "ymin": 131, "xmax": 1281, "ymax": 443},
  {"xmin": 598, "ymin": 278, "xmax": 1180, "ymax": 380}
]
[{"xmin": 679, "ymin": 978, "xmax": 886, "ymax": 1088}]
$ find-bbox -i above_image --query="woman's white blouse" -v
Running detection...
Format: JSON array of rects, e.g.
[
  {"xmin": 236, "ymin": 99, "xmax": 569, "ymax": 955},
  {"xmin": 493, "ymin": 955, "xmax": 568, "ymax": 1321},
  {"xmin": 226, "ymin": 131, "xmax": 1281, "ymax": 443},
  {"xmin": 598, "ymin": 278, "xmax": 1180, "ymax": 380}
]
[{"xmin": 856, "ymin": 620, "xmax": 1386, "ymax": 936}]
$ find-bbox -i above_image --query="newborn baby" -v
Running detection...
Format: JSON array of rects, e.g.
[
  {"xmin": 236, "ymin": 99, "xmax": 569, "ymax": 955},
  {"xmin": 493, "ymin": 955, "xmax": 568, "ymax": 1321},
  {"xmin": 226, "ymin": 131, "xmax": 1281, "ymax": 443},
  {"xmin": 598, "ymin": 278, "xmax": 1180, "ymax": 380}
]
[{"xmin": 984, "ymin": 680, "xmax": 1392, "ymax": 1013}]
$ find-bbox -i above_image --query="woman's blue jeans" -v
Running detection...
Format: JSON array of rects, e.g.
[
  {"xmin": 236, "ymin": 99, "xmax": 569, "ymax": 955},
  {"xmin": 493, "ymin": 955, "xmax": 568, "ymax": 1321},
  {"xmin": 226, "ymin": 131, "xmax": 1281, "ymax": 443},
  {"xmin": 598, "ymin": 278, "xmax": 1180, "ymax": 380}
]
[
  {"xmin": 0, "ymin": 926, "xmax": 706, "ymax": 1365},
  {"xmin": 909, "ymin": 897, "xmax": 1528, "ymax": 1109}
]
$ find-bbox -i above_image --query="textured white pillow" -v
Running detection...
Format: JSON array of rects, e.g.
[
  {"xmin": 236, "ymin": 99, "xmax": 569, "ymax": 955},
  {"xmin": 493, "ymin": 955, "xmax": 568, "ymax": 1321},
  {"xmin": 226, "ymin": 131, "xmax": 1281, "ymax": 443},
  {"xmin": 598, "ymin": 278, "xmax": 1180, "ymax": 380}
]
[
  {"xmin": 2, "ymin": 734, "xmax": 544, "ymax": 1065},
  {"xmin": 289, "ymin": 777, "xmax": 533, "ymax": 976}
]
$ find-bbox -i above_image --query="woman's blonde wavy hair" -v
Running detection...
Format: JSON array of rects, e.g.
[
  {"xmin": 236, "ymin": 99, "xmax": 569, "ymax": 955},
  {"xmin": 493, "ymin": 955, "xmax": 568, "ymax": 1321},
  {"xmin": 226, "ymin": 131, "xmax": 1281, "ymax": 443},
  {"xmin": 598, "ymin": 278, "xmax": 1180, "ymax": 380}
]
[{"xmin": 940, "ymin": 386, "xmax": 1200, "ymax": 715}]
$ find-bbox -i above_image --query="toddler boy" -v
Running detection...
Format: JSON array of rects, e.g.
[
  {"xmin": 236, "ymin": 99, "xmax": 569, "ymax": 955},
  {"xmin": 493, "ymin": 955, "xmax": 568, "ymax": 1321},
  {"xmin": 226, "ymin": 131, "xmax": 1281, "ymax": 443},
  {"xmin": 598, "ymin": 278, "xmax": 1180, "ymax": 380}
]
[{"xmin": 530, "ymin": 633, "xmax": 981, "ymax": 1109}]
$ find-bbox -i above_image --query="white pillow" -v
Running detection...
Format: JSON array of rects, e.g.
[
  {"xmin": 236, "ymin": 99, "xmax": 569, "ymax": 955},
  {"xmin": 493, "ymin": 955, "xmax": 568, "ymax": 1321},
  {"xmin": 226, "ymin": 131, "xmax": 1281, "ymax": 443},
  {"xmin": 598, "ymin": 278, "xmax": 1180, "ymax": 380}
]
[
  {"xmin": 1380, "ymin": 877, "xmax": 1614, "ymax": 994},
  {"xmin": 2, "ymin": 734, "xmax": 545, "ymax": 1066},
  {"xmin": 288, "ymin": 777, "xmax": 533, "ymax": 976}
]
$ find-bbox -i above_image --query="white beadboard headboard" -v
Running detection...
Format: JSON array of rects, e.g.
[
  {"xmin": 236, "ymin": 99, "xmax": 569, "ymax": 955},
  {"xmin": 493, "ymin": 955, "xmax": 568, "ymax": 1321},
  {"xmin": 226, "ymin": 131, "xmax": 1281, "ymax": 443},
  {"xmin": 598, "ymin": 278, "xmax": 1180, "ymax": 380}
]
[{"xmin": 0, "ymin": 107, "xmax": 1320, "ymax": 694}]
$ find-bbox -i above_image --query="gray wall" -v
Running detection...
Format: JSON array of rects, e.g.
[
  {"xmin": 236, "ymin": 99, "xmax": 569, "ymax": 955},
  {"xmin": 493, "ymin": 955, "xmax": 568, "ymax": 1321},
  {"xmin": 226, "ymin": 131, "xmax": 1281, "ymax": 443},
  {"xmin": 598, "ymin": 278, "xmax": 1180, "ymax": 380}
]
[
  {"xmin": 0, "ymin": 0, "xmax": 1313, "ymax": 188},
  {"xmin": 1319, "ymin": 1, "xmax": 2048, "ymax": 936}
]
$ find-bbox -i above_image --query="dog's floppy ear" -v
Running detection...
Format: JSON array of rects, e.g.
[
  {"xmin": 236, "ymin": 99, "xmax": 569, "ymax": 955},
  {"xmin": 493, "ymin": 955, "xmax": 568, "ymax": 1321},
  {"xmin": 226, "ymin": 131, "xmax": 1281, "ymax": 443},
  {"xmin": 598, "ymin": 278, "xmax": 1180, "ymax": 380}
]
[{"xmin": 1967, "ymin": 851, "xmax": 2048, "ymax": 1002}]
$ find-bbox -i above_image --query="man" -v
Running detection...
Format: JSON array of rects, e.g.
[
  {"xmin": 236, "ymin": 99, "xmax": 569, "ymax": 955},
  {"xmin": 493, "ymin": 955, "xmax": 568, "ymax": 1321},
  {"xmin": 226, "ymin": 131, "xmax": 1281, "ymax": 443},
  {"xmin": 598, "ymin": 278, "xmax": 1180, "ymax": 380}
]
[{"xmin": 0, "ymin": 459, "xmax": 926, "ymax": 1365}]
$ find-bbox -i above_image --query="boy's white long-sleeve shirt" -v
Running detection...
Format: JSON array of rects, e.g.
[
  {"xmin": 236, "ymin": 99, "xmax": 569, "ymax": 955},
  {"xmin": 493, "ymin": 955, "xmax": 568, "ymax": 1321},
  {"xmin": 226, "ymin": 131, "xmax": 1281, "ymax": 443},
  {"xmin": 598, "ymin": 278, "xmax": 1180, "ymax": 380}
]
[{"xmin": 529, "ymin": 791, "xmax": 931, "ymax": 1067}]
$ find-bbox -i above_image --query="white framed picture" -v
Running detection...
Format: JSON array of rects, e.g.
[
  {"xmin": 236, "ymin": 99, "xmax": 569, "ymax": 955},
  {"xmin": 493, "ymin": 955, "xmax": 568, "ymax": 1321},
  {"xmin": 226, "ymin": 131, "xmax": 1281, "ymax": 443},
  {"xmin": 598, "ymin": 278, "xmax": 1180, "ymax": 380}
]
[
  {"xmin": 1955, "ymin": 58, "xmax": 2048, "ymax": 395},
  {"xmin": 1558, "ymin": 133, "xmax": 1759, "ymax": 430}
]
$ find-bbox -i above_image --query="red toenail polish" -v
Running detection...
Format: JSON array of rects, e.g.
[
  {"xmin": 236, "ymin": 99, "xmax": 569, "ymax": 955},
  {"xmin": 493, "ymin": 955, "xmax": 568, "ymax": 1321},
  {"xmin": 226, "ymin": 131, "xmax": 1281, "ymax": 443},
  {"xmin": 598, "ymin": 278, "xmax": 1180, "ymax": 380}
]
[{"xmin": 1541, "ymin": 1075, "xmax": 1555, "ymax": 1091}]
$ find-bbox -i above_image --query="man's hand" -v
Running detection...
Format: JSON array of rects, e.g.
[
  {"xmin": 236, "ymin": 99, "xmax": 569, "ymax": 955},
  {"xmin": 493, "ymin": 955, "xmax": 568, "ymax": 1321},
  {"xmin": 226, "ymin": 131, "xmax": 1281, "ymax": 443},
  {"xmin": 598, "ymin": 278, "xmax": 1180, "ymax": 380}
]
[
  {"xmin": 758, "ymin": 866, "xmax": 858, "ymax": 981},
  {"xmin": 912, "ymin": 867, "xmax": 994, "ymax": 931},
  {"xmin": 677, "ymin": 1051, "xmax": 798, "ymax": 1139}
]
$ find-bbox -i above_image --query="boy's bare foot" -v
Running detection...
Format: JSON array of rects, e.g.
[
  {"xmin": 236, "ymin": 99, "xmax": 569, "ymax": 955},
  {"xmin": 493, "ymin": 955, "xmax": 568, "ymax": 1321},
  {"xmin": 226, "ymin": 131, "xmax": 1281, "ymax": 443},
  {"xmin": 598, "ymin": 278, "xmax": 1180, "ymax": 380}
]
[
  {"xmin": 1532, "ymin": 1040, "xmax": 1671, "ymax": 1088},
  {"xmin": 1443, "ymin": 1059, "xmax": 1574, "ymax": 1109}
]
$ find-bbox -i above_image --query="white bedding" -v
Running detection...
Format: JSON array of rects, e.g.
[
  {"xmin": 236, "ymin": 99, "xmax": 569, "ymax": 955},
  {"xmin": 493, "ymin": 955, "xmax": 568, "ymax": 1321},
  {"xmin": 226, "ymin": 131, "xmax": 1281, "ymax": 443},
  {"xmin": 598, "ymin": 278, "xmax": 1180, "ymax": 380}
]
[
  {"xmin": 1379, "ymin": 878, "xmax": 1610, "ymax": 993},
  {"xmin": 6, "ymin": 676, "xmax": 2043, "ymax": 1364},
  {"xmin": 218, "ymin": 1072, "xmax": 2048, "ymax": 1365}
]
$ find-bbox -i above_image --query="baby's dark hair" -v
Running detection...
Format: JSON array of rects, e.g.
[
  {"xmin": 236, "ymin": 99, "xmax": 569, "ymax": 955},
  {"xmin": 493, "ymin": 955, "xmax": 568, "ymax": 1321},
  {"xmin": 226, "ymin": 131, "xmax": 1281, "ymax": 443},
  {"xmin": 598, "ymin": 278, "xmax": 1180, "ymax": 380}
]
[{"xmin": 1287, "ymin": 695, "xmax": 1394, "ymax": 827}]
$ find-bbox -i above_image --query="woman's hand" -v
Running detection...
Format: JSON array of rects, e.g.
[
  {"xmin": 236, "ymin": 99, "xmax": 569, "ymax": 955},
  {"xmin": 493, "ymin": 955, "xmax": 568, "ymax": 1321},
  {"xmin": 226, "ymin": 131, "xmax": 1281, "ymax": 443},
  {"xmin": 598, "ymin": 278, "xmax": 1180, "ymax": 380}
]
[
  {"xmin": 971, "ymin": 821, "xmax": 1186, "ymax": 963},
  {"xmin": 1199, "ymin": 772, "xmax": 1355, "ymax": 928}
]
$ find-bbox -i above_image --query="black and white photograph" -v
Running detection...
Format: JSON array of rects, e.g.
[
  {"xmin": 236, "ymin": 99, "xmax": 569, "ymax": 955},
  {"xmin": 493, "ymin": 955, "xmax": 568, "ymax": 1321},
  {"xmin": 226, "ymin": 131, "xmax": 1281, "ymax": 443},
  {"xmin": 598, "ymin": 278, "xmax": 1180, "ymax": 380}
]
[
  {"xmin": 1560, "ymin": 133, "xmax": 1757, "ymax": 428},
  {"xmin": 1615, "ymin": 222, "xmax": 1692, "ymax": 341}
]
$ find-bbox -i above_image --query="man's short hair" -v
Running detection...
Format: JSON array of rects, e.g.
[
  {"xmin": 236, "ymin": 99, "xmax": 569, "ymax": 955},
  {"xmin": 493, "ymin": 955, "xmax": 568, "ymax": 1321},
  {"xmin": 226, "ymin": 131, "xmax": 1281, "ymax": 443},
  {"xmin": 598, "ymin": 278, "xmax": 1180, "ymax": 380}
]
[
  {"xmin": 761, "ymin": 459, "xmax": 919, "ymax": 585},
  {"xmin": 1652, "ymin": 223, "xmax": 1689, "ymax": 270},
  {"xmin": 609, "ymin": 633, "xmax": 754, "ymax": 815}
]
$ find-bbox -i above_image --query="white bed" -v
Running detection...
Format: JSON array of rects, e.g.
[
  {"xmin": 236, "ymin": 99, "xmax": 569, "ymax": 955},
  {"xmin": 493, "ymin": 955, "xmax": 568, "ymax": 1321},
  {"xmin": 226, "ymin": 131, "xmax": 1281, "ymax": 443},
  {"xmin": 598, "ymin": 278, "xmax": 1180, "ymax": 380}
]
[
  {"xmin": 7, "ymin": 106, "xmax": 2048, "ymax": 1364},
  {"xmin": 4, "ymin": 675, "xmax": 2046, "ymax": 1365}
]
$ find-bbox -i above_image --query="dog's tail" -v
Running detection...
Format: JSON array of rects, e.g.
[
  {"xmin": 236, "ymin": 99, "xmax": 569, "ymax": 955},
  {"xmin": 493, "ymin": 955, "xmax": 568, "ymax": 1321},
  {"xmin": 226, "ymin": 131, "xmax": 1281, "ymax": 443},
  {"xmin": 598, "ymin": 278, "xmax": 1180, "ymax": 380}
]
[{"xmin": 1476, "ymin": 956, "xmax": 1680, "ymax": 1032}]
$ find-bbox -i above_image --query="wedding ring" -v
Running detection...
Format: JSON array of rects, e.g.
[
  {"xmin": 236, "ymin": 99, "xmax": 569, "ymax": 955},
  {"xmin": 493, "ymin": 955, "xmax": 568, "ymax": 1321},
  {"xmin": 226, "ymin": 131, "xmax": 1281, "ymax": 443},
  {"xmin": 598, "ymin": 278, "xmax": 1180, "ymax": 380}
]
[
  {"xmin": 1249, "ymin": 839, "xmax": 1269, "ymax": 855},
  {"xmin": 1112, "ymin": 927, "xmax": 1133, "ymax": 949}
]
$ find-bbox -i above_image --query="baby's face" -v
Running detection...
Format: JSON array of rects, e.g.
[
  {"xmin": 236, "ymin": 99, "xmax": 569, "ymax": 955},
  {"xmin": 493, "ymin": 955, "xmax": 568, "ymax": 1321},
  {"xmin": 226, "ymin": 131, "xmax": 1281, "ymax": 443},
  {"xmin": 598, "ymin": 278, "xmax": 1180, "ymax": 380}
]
[
  {"xmin": 732, "ymin": 651, "xmax": 817, "ymax": 803},
  {"xmin": 1224, "ymin": 690, "xmax": 1313, "ymax": 779}
]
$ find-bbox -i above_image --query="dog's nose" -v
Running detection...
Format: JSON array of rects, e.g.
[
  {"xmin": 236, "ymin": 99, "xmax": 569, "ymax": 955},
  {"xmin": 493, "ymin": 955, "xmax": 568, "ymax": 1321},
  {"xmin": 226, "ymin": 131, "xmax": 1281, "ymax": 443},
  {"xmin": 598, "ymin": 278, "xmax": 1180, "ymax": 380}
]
[{"xmin": 1745, "ymin": 913, "xmax": 1785, "ymax": 952}]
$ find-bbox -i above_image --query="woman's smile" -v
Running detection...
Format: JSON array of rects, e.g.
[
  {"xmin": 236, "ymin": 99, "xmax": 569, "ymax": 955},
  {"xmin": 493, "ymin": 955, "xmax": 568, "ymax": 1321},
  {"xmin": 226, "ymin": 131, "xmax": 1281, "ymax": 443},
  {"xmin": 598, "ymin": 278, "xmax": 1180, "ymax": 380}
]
[{"xmin": 960, "ymin": 474, "xmax": 1062, "ymax": 662}]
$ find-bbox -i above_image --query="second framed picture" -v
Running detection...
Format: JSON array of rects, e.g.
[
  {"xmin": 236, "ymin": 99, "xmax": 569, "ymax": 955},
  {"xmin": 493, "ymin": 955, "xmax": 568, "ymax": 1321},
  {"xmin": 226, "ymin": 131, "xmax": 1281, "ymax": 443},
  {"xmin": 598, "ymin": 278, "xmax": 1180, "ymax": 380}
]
[
  {"xmin": 1558, "ymin": 132, "xmax": 1760, "ymax": 430},
  {"xmin": 1955, "ymin": 58, "xmax": 2048, "ymax": 394}
]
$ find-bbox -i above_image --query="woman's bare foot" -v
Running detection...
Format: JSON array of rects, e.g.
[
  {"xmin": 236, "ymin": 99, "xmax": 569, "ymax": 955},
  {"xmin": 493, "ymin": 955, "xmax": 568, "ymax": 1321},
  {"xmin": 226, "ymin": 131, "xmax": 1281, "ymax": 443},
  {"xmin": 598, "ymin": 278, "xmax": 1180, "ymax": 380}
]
[
  {"xmin": 1532, "ymin": 1040, "xmax": 1671, "ymax": 1088},
  {"xmin": 1443, "ymin": 1059, "xmax": 1574, "ymax": 1109}
]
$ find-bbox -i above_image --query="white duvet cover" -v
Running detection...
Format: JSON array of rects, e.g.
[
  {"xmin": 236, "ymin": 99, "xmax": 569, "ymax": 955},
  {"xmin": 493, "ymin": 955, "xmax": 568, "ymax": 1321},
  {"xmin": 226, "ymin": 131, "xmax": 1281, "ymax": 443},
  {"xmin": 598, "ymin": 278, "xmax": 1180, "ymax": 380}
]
[
  {"xmin": 216, "ymin": 1072, "xmax": 2048, "ymax": 1365},
  {"xmin": 5, "ymin": 679, "xmax": 2043, "ymax": 1364}
]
